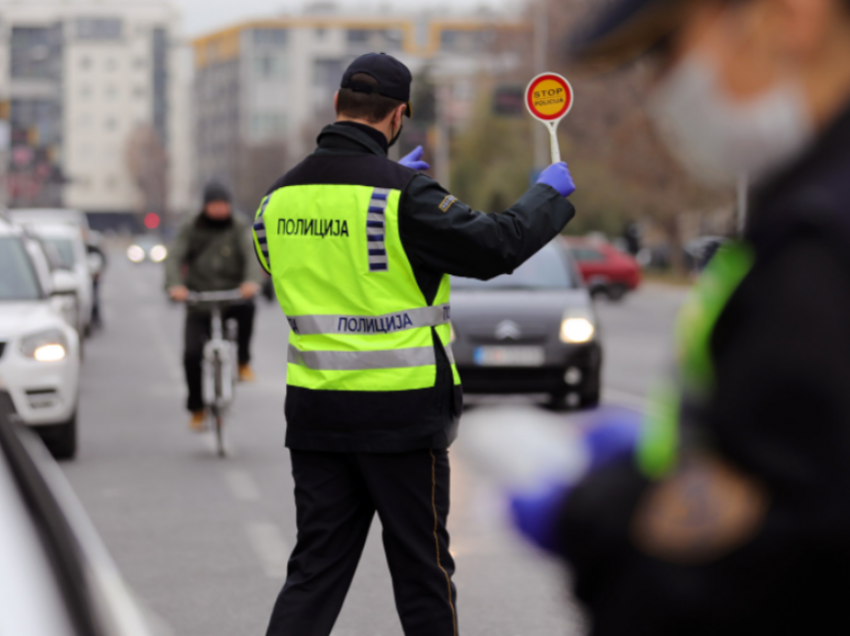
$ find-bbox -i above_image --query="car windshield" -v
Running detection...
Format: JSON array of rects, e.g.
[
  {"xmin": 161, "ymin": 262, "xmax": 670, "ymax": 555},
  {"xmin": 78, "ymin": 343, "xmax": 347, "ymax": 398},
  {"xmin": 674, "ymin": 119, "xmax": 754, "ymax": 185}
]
[
  {"xmin": 452, "ymin": 245, "xmax": 573, "ymax": 290},
  {"xmin": 42, "ymin": 238, "xmax": 76, "ymax": 269},
  {"xmin": 0, "ymin": 237, "xmax": 42, "ymax": 301}
]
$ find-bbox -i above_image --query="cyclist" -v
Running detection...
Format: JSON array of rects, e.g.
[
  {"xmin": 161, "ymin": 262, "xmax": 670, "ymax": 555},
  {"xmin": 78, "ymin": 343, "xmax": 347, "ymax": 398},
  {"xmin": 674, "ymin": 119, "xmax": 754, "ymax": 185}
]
[{"xmin": 166, "ymin": 182, "xmax": 265, "ymax": 430}]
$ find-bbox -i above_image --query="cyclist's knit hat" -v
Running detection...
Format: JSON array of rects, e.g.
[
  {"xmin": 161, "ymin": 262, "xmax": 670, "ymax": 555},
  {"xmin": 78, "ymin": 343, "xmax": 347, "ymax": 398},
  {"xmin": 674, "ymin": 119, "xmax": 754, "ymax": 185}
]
[{"xmin": 203, "ymin": 182, "xmax": 231, "ymax": 205}]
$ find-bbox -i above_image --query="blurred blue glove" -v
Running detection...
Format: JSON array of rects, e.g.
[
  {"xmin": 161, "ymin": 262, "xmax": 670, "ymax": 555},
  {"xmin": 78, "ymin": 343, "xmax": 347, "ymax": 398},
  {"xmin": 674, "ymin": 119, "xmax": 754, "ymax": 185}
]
[
  {"xmin": 536, "ymin": 162, "xmax": 576, "ymax": 198},
  {"xmin": 510, "ymin": 408, "xmax": 642, "ymax": 554},
  {"xmin": 399, "ymin": 146, "xmax": 430, "ymax": 171},
  {"xmin": 510, "ymin": 481, "xmax": 571, "ymax": 554},
  {"xmin": 582, "ymin": 409, "xmax": 643, "ymax": 471}
]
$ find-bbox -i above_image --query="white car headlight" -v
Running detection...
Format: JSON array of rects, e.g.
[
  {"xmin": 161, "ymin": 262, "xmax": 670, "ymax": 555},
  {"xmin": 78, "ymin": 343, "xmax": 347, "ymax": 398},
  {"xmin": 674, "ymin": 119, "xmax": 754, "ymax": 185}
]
[
  {"xmin": 560, "ymin": 310, "xmax": 596, "ymax": 344},
  {"xmin": 127, "ymin": 245, "xmax": 145, "ymax": 263},
  {"xmin": 21, "ymin": 329, "xmax": 68, "ymax": 362},
  {"xmin": 148, "ymin": 244, "xmax": 168, "ymax": 263}
]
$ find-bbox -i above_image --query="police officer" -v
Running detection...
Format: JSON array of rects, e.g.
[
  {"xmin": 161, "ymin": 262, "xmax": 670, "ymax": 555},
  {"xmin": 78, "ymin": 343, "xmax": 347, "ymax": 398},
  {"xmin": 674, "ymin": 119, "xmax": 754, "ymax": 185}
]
[
  {"xmin": 510, "ymin": 0, "xmax": 850, "ymax": 634},
  {"xmin": 252, "ymin": 53, "xmax": 577, "ymax": 635}
]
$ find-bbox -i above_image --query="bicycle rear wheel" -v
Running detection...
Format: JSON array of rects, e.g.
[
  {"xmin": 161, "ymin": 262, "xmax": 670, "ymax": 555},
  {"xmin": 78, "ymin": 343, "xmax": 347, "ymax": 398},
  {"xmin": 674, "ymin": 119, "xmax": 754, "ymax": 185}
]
[{"xmin": 213, "ymin": 353, "xmax": 226, "ymax": 457}]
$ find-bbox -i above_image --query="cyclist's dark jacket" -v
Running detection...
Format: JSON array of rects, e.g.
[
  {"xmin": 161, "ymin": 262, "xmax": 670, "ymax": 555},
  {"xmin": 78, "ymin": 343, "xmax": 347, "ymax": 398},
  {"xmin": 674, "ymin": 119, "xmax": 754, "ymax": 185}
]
[
  {"xmin": 166, "ymin": 213, "xmax": 265, "ymax": 293},
  {"xmin": 555, "ymin": 105, "xmax": 850, "ymax": 635},
  {"xmin": 260, "ymin": 122, "xmax": 575, "ymax": 452}
]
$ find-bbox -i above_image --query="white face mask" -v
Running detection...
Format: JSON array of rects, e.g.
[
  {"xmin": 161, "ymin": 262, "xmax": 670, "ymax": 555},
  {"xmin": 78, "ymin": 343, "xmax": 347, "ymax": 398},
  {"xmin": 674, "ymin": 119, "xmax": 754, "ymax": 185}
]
[{"xmin": 648, "ymin": 54, "xmax": 814, "ymax": 186}]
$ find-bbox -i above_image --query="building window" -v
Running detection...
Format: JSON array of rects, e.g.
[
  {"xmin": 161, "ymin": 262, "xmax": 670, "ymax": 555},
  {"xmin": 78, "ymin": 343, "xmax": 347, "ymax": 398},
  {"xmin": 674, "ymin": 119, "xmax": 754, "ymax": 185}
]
[
  {"xmin": 105, "ymin": 58, "xmax": 118, "ymax": 71},
  {"xmin": 312, "ymin": 58, "xmax": 344, "ymax": 92},
  {"xmin": 77, "ymin": 18, "xmax": 123, "ymax": 41},
  {"xmin": 253, "ymin": 28, "xmax": 287, "ymax": 46},
  {"xmin": 347, "ymin": 29, "xmax": 369, "ymax": 44},
  {"xmin": 105, "ymin": 175, "xmax": 118, "ymax": 190},
  {"xmin": 105, "ymin": 85, "xmax": 118, "ymax": 99},
  {"xmin": 105, "ymin": 117, "xmax": 118, "ymax": 132},
  {"xmin": 251, "ymin": 113, "xmax": 287, "ymax": 140},
  {"xmin": 346, "ymin": 28, "xmax": 403, "ymax": 51},
  {"xmin": 80, "ymin": 56, "xmax": 92, "ymax": 70},
  {"xmin": 253, "ymin": 53, "xmax": 287, "ymax": 80},
  {"xmin": 134, "ymin": 57, "xmax": 147, "ymax": 70},
  {"xmin": 80, "ymin": 85, "xmax": 92, "ymax": 99},
  {"xmin": 10, "ymin": 25, "xmax": 62, "ymax": 80},
  {"xmin": 133, "ymin": 86, "xmax": 147, "ymax": 99}
]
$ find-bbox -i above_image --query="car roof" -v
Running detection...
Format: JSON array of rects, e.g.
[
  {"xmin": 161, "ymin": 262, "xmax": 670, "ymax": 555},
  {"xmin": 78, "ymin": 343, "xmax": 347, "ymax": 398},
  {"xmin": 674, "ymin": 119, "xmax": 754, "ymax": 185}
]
[
  {"xmin": 0, "ymin": 214, "xmax": 24, "ymax": 237},
  {"xmin": 18, "ymin": 222, "xmax": 81, "ymax": 239},
  {"xmin": 6, "ymin": 209, "xmax": 89, "ymax": 230}
]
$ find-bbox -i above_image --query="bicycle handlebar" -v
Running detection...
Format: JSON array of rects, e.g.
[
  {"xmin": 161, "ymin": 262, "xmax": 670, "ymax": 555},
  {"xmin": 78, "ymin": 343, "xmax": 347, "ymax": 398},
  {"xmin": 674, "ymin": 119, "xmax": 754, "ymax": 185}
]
[{"xmin": 185, "ymin": 289, "xmax": 245, "ymax": 304}]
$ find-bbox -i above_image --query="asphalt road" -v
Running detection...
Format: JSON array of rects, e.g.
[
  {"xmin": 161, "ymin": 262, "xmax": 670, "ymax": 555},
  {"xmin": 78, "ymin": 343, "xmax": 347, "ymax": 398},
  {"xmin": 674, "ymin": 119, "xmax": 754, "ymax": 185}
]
[{"xmin": 60, "ymin": 251, "xmax": 686, "ymax": 636}]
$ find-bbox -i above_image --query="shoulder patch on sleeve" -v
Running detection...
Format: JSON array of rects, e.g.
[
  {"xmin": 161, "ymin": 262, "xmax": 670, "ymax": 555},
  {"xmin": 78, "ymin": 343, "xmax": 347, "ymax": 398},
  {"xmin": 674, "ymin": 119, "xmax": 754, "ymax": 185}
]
[
  {"xmin": 630, "ymin": 453, "xmax": 769, "ymax": 565},
  {"xmin": 439, "ymin": 195, "xmax": 458, "ymax": 213}
]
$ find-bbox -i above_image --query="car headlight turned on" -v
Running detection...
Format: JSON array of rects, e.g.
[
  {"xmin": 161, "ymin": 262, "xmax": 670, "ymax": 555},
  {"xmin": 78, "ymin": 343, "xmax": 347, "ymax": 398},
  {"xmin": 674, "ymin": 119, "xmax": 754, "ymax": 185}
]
[
  {"xmin": 560, "ymin": 313, "xmax": 596, "ymax": 344},
  {"xmin": 127, "ymin": 245, "xmax": 145, "ymax": 263},
  {"xmin": 148, "ymin": 244, "xmax": 168, "ymax": 263},
  {"xmin": 21, "ymin": 329, "xmax": 68, "ymax": 362}
]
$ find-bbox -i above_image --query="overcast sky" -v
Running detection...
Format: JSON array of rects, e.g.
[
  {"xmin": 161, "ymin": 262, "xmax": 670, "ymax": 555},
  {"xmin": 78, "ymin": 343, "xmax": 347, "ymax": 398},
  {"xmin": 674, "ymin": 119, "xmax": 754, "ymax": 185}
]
[{"xmin": 171, "ymin": 0, "xmax": 520, "ymax": 37}]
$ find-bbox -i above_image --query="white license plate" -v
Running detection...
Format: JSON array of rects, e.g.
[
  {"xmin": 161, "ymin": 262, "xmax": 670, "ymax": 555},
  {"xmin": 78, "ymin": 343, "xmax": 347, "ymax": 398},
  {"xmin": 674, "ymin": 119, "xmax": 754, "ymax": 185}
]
[{"xmin": 473, "ymin": 346, "xmax": 545, "ymax": 367}]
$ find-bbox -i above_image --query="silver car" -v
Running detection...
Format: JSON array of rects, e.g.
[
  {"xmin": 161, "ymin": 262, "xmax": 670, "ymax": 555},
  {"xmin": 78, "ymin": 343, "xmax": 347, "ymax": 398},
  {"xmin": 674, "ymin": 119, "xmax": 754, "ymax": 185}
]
[{"xmin": 451, "ymin": 242, "xmax": 602, "ymax": 409}]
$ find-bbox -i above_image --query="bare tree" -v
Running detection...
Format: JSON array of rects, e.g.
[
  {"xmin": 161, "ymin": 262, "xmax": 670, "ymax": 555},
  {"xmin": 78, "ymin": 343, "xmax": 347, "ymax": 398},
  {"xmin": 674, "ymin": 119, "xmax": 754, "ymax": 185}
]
[{"xmin": 126, "ymin": 125, "xmax": 168, "ymax": 226}]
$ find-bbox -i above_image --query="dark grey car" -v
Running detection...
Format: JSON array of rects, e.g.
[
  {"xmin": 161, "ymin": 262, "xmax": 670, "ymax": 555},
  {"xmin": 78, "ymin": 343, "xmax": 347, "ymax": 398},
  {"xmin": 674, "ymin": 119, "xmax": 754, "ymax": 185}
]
[{"xmin": 451, "ymin": 242, "xmax": 602, "ymax": 409}]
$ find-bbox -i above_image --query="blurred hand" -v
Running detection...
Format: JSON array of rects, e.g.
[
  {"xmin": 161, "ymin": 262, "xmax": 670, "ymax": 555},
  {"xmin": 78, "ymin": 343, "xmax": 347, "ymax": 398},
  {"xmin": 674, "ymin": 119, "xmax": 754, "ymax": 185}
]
[
  {"xmin": 510, "ymin": 481, "xmax": 572, "ymax": 554},
  {"xmin": 536, "ymin": 162, "xmax": 576, "ymax": 198},
  {"xmin": 240, "ymin": 281, "xmax": 261, "ymax": 299},
  {"xmin": 399, "ymin": 146, "xmax": 430, "ymax": 171},
  {"xmin": 169, "ymin": 285, "xmax": 189, "ymax": 302}
]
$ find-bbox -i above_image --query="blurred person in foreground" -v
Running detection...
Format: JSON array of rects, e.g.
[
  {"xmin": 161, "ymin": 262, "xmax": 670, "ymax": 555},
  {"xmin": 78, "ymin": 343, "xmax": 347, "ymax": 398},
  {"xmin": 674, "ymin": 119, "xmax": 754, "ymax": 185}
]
[
  {"xmin": 165, "ymin": 182, "xmax": 264, "ymax": 430},
  {"xmin": 510, "ymin": 0, "xmax": 850, "ymax": 634},
  {"xmin": 252, "ymin": 52, "xmax": 577, "ymax": 636}
]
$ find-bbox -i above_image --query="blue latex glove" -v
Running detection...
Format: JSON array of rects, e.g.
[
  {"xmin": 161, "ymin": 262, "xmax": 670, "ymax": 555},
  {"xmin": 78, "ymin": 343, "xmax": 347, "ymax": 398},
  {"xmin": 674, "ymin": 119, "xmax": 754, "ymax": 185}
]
[
  {"xmin": 582, "ymin": 408, "xmax": 643, "ymax": 471},
  {"xmin": 399, "ymin": 146, "xmax": 430, "ymax": 171},
  {"xmin": 536, "ymin": 162, "xmax": 576, "ymax": 198},
  {"xmin": 510, "ymin": 481, "xmax": 572, "ymax": 554},
  {"xmin": 510, "ymin": 409, "xmax": 642, "ymax": 554}
]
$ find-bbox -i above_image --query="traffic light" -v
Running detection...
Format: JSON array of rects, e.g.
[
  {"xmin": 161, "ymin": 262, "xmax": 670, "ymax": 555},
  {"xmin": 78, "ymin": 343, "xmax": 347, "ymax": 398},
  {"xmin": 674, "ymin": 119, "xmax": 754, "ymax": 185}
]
[{"xmin": 144, "ymin": 213, "xmax": 161, "ymax": 230}]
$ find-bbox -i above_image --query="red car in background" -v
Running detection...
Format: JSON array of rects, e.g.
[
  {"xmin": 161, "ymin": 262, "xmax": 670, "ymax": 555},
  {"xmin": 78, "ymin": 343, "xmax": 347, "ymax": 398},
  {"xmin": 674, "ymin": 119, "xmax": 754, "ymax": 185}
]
[{"xmin": 563, "ymin": 237, "xmax": 641, "ymax": 301}]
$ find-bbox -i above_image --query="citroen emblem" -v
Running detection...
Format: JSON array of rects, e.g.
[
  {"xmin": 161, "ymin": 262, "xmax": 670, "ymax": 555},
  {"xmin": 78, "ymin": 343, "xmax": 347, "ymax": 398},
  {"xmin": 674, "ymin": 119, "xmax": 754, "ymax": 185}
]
[{"xmin": 495, "ymin": 320, "xmax": 522, "ymax": 341}]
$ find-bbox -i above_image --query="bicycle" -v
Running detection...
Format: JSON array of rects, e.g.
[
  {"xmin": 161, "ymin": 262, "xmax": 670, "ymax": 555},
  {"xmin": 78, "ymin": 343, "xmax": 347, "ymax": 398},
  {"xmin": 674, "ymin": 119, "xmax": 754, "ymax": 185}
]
[{"xmin": 185, "ymin": 289, "xmax": 245, "ymax": 457}]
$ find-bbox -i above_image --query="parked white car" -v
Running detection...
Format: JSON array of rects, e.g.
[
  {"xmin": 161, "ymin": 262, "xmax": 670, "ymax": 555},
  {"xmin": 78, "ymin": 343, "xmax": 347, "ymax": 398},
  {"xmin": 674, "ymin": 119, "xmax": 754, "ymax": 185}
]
[
  {"xmin": 0, "ymin": 218, "xmax": 81, "ymax": 459},
  {"xmin": 0, "ymin": 412, "xmax": 161, "ymax": 635},
  {"xmin": 14, "ymin": 222, "xmax": 94, "ymax": 337}
]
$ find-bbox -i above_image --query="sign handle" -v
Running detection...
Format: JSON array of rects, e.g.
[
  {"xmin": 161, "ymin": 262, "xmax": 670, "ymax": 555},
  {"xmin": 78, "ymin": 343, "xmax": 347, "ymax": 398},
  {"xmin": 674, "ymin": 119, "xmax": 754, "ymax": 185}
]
[{"xmin": 548, "ymin": 122, "xmax": 561, "ymax": 164}]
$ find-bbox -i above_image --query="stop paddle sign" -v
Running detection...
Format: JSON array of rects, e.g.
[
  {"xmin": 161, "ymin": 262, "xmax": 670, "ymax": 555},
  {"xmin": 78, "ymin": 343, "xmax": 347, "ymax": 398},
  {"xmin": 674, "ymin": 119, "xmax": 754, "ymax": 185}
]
[{"xmin": 525, "ymin": 72, "xmax": 575, "ymax": 164}]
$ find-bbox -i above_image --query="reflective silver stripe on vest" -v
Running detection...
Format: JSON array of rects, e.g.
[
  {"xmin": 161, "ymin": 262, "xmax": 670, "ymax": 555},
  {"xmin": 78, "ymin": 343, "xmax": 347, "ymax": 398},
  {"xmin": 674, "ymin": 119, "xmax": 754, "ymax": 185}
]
[
  {"xmin": 288, "ymin": 304, "xmax": 450, "ymax": 336},
  {"xmin": 288, "ymin": 345, "xmax": 436, "ymax": 370},
  {"xmin": 254, "ymin": 195, "xmax": 272, "ymax": 266}
]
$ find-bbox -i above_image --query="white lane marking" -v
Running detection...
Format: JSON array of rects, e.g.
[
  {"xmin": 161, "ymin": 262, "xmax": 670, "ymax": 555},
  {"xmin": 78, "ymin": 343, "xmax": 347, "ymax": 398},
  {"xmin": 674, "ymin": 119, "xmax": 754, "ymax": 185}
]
[
  {"xmin": 245, "ymin": 521, "xmax": 290, "ymax": 579},
  {"xmin": 224, "ymin": 469, "xmax": 261, "ymax": 502},
  {"xmin": 602, "ymin": 388, "xmax": 646, "ymax": 411}
]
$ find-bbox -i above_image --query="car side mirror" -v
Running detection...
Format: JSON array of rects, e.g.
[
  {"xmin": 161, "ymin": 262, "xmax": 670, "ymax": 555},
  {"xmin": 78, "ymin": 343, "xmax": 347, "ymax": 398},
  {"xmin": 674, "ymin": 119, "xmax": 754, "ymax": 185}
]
[{"xmin": 51, "ymin": 269, "xmax": 78, "ymax": 296}]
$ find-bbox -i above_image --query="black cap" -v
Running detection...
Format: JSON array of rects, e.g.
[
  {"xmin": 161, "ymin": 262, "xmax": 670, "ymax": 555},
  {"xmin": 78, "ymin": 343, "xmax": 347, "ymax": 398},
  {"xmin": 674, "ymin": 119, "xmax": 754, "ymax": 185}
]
[
  {"xmin": 341, "ymin": 53, "xmax": 413, "ymax": 117},
  {"xmin": 569, "ymin": 0, "xmax": 693, "ymax": 67},
  {"xmin": 203, "ymin": 181, "xmax": 231, "ymax": 205}
]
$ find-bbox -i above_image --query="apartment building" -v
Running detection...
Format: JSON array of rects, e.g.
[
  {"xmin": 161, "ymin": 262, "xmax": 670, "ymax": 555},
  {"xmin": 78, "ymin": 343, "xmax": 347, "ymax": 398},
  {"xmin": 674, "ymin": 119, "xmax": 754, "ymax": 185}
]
[
  {"xmin": 0, "ymin": 0, "xmax": 192, "ymax": 228},
  {"xmin": 192, "ymin": 11, "xmax": 528, "ymax": 213}
]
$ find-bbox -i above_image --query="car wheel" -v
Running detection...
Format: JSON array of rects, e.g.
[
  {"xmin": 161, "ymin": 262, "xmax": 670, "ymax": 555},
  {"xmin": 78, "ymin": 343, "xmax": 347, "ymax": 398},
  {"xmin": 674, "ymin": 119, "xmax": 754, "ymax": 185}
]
[
  {"xmin": 606, "ymin": 284, "xmax": 628, "ymax": 302},
  {"xmin": 40, "ymin": 411, "xmax": 78, "ymax": 461}
]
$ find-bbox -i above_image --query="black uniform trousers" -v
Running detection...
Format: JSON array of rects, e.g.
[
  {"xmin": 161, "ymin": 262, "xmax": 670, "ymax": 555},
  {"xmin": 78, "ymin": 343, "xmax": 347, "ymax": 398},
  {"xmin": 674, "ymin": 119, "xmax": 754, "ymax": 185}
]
[
  {"xmin": 182, "ymin": 302, "xmax": 255, "ymax": 412},
  {"xmin": 266, "ymin": 449, "xmax": 457, "ymax": 636}
]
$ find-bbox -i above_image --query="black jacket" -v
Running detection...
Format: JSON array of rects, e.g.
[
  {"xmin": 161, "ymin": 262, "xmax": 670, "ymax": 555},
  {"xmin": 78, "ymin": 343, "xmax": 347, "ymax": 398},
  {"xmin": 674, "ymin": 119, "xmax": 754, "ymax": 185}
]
[
  {"xmin": 558, "ymin": 106, "xmax": 850, "ymax": 635},
  {"xmin": 262, "ymin": 122, "xmax": 575, "ymax": 452}
]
